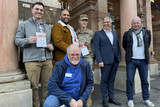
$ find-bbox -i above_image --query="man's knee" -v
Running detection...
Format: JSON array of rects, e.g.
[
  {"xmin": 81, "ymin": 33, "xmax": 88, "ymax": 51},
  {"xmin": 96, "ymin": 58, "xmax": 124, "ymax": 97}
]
[
  {"xmin": 44, "ymin": 101, "xmax": 53, "ymax": 107},
  {"xmin": 44, "ymin": 95, "xmax": 60, "ymax": 107}
]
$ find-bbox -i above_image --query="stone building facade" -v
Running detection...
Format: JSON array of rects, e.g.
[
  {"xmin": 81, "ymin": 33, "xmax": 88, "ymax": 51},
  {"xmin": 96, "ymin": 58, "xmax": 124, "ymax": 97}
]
[{"xmin": 0, "ymin": 0, "xmax": 160, "ymax": 106}]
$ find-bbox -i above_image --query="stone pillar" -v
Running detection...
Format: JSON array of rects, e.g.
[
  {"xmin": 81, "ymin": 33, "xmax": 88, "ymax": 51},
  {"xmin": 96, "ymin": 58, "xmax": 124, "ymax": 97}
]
[
  {"xmin": 96, "ymin": 0, "xmax": 108, "ymax": 30},
  {"xmin": 114, "ymin": 0, "xmax": 148, "ymax": 93},
  {"xmin": 120, "ymin": 0, "xmax": 137, "ymax": 62},
  {"xmin": 138, "ymin": 0, "xmax": 158, "ymax": 75},
  {"xmin": 0, "ymin": 0, "xmax": 32, "ymax": 106}
]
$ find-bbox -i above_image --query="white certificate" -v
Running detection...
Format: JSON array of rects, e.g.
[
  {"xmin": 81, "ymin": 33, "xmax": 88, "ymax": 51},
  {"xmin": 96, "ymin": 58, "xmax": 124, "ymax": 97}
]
[
  {"xmin": 81, "ymin": 44, "xmax": 89, "ymax": 56},
  {"xmin": 36, "ymin": 32, "xmax": 46, "ymax": 47}
]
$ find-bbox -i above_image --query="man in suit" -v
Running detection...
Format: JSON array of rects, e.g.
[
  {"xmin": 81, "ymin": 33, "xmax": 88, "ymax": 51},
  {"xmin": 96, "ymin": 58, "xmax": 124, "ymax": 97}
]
[{"xmin": 94, "ymin": 17, "xmax": 121, "ymax": 107}]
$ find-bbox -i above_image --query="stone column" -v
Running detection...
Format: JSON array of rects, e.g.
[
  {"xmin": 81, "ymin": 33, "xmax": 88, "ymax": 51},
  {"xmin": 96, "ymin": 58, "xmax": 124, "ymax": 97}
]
[
  {"xmin": 0, "ymin": 0, "xmax": 32, "ymax": 106},
  {"xmin": 120, "ymin": 0, "xmax": 137, "ymax": 62},
  {"xmin": 0, "ymin": 0, "xmax": 25, "ymax": 83},
  {"xmin": 96, "ymin": 0, "xmax": 108, "ymax": 30},
  {"xmin": 139, "ymin": 0, "xmax": 158, "ymax": 75}
]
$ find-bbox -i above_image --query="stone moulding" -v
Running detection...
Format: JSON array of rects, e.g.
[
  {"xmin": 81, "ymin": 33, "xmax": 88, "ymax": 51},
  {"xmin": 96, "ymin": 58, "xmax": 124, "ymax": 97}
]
[{"xmin": 0, "ymin": 69, "xmax": 25, "ymax": 83}]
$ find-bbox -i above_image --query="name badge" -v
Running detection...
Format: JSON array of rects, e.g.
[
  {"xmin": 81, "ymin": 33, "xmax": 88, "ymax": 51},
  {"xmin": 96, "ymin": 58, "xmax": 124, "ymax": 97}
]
[{"xmin": 65, "ymin": 73, "xmax": 72, "ymax": 77}]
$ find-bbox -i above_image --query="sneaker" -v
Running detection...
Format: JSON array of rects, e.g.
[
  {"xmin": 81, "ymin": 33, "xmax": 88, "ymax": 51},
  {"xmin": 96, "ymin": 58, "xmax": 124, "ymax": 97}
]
[
  {"xmin": 143, "ymin": 100, "xmax": 155, "ymax": 107},
  {"xmin": 128, "ymin": 100, "xmax": 134, "ymax": 107}
]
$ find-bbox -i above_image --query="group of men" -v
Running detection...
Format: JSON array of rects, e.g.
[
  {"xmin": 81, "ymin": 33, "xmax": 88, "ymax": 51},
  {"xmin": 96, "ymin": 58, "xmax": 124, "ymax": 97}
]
[{"xmin": 14, "ymin": 2, "xmax": 155, "ymax": 107}]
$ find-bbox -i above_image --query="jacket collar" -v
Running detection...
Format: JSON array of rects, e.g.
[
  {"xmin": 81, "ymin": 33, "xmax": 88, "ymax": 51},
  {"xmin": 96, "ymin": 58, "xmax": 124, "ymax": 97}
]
[
  {"xmin": 129, "ymin": 27, "xmax": 147, "ymax": 37},
  {"xmin": 29, "ymin": 17, "xmax": 45, "ymax": 25}
]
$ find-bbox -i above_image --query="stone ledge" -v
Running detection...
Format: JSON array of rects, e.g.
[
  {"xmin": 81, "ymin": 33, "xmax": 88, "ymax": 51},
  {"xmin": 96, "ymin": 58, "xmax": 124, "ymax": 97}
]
[
  {"xmin": 0, "ymin": 89, "xmax": 32, "ymax": 107},
  {"xmin": 0, "ymin": 80, "xmax": 30, "ymax": 93}
]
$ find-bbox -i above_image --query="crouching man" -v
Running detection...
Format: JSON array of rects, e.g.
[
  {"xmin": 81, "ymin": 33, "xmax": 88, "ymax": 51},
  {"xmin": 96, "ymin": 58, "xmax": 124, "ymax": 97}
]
[{"xmin": 44, "ymin": 44, "xmax": 94, "ymax": 107}]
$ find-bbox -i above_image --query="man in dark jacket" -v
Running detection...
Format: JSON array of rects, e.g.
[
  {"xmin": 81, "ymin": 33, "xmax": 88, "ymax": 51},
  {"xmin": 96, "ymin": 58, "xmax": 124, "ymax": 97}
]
[
  {"xmin": 94, "ymin": 17, "xmax": 121, "ymax": 107},
  {"xmin": 123, "ymin": 16, "xmax": 154, "ymax": 107},
  {"xmin": 44, "ymin": 44, "xmax": 93, "ymax": 107}
]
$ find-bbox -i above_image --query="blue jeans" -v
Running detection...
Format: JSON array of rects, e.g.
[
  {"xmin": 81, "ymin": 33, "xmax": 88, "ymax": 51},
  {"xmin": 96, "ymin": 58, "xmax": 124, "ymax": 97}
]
[
  {"xmin": 126, "ymin": 59, "xmax": 149, "ymax": 100},
  {"xmin": 44, "ymin": 95, "xmax": 66, "ymax": 107}
]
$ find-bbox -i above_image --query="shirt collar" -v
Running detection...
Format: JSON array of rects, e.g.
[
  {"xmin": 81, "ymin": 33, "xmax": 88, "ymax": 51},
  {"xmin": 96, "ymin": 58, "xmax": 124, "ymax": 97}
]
[
  {"xmin": 32, "ymin": 17, "xmax": 44, "ymax": 25},
  {"xmin": 103, "ymin": 28, "xmax": 112, "ymax": 33}
]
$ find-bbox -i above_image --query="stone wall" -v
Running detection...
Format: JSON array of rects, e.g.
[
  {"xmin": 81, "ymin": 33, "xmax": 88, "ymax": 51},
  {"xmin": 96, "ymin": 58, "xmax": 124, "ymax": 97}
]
[{"xmin": 152, "ymin": 1, "xmax": 160, "ymax": 62}]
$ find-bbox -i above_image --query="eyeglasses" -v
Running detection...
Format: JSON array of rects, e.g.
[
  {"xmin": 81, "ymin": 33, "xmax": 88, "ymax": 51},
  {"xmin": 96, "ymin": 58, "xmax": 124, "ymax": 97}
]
[{"xmin": 69, "ymin": 54, "xmax": 80, "ymax": 57}]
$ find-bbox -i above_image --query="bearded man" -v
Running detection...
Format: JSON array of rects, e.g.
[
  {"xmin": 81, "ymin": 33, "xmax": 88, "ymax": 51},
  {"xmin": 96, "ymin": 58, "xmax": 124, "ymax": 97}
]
[
  {"xmin": 44, "ymin": 44, "xmax": 93, "ymax": 107},
  {"xmin": 51, "ymin": 9, "xmax": 78, "ymax": 62}
]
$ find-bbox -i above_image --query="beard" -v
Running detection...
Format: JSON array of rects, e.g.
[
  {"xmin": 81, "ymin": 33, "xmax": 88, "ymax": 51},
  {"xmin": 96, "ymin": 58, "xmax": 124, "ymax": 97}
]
[
  {"xmin": 69, "ymin": 58, "xmax": 80, "ymax": 66},
  {"xmin": 61, "ymin": 18, "xmax": 69, "ymax": 24}
]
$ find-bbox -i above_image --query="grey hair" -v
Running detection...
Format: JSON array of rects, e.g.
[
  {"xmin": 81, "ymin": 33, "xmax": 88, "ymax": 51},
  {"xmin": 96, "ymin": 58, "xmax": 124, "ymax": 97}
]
[
  {"xmin": 67, "ymin": 44, "xmax": 81, "ymax": 55},
  {"xmin": 103, "ymin": 16, "xmax": 112, "ymax": 23},
  {"xmin": 131, "ymin": 16, "xmax": 141, "ymax": 24}
]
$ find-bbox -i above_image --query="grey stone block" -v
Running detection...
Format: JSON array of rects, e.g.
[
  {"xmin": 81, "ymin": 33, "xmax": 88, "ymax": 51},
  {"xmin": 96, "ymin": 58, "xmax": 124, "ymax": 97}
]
[
  {"xmin": 0, "ymin": 89, "xmax": 32, "ymax": 107},
  {"xmin": 0, "ymin": 80, "xmax": 31, "ymax": 93}
]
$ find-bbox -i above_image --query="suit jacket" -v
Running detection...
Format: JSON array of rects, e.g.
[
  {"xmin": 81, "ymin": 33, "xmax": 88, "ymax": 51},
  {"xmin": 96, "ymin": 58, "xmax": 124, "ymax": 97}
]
[
  {"xmin": 94, "ymin": 29, "xmax": 121, "ymax": 64},
  {"xmin": 122, "ymin": 27, "xmax": 151, "ymax": 63},
  {"xmin": 52, "ymin": 23, "xmax": 72, "ymax": 61}
]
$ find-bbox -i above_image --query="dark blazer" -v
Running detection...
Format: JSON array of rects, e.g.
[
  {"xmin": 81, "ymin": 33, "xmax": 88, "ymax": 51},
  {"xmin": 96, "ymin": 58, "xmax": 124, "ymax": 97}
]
[
  {"xmin": 46, "ymin": 59, "xmax": 93, "ymax": 107},
  {"xmin": 94, "ymin": 29, "xmax": 121, "ymax": 64},
  {"xmin": 122, "ymin": 27, "xmax": 151, "ymax": 63}
]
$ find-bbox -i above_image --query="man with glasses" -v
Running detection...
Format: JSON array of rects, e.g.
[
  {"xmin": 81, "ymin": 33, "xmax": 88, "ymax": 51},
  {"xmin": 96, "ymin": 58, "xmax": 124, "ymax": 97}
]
[
  {"xmin": 15, "ymin": 2, "xmax": 53, "ymax": 107},
  {"xmin": 44, "ymin": 44, "xmax": 93, "ymax": 107},
  {"xmin": 52, "ymin": 9, "xmax": 78, "ymax": 63},
  {"xmin": 76, "ymin": 14, "xmax": 94, "ymax": 107}
]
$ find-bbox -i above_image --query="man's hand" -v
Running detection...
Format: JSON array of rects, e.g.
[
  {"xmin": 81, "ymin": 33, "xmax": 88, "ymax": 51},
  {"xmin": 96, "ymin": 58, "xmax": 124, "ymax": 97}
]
[
  {"xmin": 69, "ymin": 99, "xmax": 78, "ymax": 107},
  {"xmin": 77, "ymin": 99, "xmax": 83, "ymax": 107},
  {"xmin": 98, "ymin": 62, "xmax": 104, "ymax": 67},
  {"xmin": 46, "ymin": 44, "xmax": 53, "ymax": 51},
  {"xmin": 29, "ymin": 36, "xmax": 37, "ymax": 43}
]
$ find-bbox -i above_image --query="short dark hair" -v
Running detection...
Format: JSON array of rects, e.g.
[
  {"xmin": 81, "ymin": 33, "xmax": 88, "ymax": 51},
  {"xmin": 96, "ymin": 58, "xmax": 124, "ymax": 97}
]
[{"xmin": 32, "ymin": 2, "xmax": 44, "ymax": 8}]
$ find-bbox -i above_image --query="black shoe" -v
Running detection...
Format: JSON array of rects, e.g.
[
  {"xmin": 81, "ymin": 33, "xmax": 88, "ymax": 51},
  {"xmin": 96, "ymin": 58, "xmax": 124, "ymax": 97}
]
[
  {"xmin": 102, "ymin": 100, "xmax": 109, "ymax": 107},
  {"xmin": 108, "ymin": 98, "xmax": 122, "ymax": 106}
]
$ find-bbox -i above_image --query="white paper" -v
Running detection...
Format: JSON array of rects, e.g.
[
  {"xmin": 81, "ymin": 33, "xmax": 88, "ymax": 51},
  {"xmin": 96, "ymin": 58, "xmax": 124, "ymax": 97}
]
[
  {"xmin": 36, "ymin": 32, "xmax": 46, "ymax": 47},
  {"xmin": 81, "ymin": 45, "xmax": 89, "ymax": 56}
]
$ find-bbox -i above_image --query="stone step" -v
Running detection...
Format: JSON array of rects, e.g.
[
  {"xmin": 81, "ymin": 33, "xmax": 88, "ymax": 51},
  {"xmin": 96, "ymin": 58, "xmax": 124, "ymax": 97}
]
[
  {"xmin": 0, "ymin": 89, "xmax": 32, "ymax": 107},
  {"xmin": 0, "ymin": 80, "xmax": 30, "ymax": 93}
]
